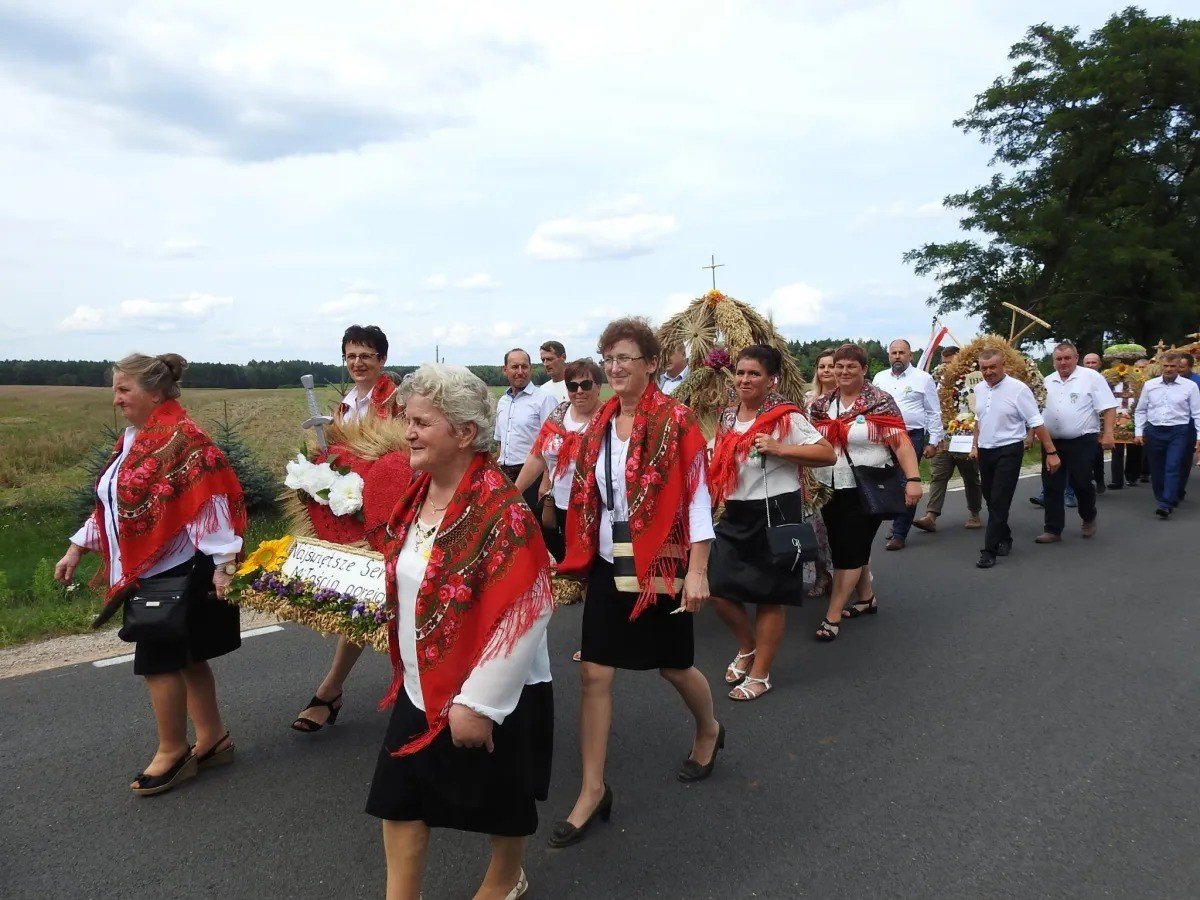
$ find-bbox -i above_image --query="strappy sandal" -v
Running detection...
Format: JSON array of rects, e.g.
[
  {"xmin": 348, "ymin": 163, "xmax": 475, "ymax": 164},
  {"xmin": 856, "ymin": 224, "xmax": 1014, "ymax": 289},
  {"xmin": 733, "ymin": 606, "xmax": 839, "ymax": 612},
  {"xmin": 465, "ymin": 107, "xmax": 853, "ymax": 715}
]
[
  {"xmin": 729, "ymin": 675, "xmax": 771, "ymax": 701},
  {"xmin": 814, "ymin": 618, "xmax": 840, "ymax": 642},
  {"xmin": 724, "ymin": 649, "xmax": 756, "ymax": 685},
  {"xmin": 841, "ymin": 595, "xmax": 878, "ymax": 619},
  {"xmin": 292, "ymin": 693, "xmax": 343, "ymax": 733},
  {"xmin": 193, "ymin": 732, "xmax": 234, "ymax": 771},
  {"xmin": 130, "ymin": 749, "xmax": 197, "ymax": 796}
]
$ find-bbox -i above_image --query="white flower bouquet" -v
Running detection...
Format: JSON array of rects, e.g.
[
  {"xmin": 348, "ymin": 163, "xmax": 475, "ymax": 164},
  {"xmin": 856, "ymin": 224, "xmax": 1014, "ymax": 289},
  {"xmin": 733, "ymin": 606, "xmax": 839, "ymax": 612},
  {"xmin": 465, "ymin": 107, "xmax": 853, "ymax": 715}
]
[{"xmin": 284, "ymin": 453, "xmax": 364, "ymax": 517}]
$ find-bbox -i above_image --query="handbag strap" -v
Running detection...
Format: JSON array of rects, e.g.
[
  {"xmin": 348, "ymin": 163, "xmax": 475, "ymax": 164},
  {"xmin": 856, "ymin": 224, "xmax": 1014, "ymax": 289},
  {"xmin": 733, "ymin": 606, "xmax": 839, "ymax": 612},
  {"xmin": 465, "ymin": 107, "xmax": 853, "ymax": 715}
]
[
  {"xmin": 604, "ymin": 421, "xmax": 625, "ymax": 523},
  {"xmin": 757, "ymin": 421, "xmax": 807, "ymax": 528}
]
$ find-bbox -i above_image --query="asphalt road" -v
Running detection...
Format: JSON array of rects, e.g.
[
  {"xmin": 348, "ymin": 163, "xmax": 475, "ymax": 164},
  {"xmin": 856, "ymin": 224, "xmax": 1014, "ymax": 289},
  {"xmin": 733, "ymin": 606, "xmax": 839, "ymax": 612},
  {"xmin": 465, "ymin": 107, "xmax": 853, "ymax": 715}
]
[{"xmin": 2, "ymin": 480, "xmax": 1197, "ymax": 899}]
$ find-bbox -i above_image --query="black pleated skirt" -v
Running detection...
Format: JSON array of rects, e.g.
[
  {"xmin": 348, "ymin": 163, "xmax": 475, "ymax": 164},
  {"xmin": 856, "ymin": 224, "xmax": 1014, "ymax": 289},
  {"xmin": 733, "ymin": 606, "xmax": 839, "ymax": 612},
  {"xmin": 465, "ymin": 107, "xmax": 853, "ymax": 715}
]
[
  {"xmin": 365, "ymin": 681, "xmax": 554, "ymax": 837},
  {"xmin": 132, "ymin": 554, "xmax": 241, "ymax": 676},
  {"xmin": 579, "ymin": 558, "xmax": 694, "ymax": 671},
  {"xmin": 710, "ymin": 492, "xmax": 806, "ymax": 607}
]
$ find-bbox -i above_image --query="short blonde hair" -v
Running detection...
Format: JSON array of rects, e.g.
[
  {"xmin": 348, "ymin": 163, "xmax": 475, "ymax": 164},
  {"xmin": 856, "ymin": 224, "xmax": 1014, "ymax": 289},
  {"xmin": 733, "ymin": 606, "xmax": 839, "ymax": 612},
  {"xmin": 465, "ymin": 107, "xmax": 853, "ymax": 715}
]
[
  {"xmin": 113, "ymin": 353, "xmax": 187, "ymax": 400},
  {"xmin": 398, "ymin": 363, "xmax": 495, "ymax": 452}
]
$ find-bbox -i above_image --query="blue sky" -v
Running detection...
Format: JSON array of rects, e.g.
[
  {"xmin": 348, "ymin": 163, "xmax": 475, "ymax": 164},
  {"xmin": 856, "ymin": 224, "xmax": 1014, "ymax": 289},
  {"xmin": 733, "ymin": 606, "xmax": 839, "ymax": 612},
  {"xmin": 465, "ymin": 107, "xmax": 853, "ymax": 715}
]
[{"xmin": 2, "ymin": 0, "xmax": 1195, "ymax": 367}]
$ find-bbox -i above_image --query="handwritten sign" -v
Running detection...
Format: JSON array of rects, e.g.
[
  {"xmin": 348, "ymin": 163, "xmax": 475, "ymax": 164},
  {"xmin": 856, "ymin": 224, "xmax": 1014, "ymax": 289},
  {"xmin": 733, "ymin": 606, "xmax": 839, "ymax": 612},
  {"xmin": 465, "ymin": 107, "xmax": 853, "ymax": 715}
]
[{"xmin": 280, "ymin": 536, "xmax": 386, "ymax": 605}]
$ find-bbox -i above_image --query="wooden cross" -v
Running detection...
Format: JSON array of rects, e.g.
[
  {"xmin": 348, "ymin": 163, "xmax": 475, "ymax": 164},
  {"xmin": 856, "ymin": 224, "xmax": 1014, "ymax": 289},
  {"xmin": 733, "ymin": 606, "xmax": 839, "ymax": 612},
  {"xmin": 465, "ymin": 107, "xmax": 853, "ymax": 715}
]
[
  {"xmin": 1153, "ymin": 339, "xmax": 1168, "ymax": 357},
  {"xmin": 702, "ymin": 254, "xmax": 724, "ymax": 291}
]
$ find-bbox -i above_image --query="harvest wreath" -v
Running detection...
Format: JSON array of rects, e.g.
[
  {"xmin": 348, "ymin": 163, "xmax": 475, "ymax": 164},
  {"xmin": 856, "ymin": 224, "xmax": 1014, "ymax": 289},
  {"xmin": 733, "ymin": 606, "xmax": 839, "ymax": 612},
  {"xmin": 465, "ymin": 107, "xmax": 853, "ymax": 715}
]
[{"xmin": 937, "ymin": 335, "xmax": 1046, "ymax": 441}]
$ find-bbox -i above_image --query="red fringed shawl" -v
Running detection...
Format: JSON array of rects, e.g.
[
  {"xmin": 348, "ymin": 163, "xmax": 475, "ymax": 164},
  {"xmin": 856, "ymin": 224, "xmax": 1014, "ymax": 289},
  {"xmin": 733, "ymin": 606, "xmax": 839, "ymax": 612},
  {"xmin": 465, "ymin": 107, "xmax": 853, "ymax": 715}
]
[
  {"xmin": 90, "ymin": 400, "xmax": 246, "ymax": 619},
  {"xmin": 529, "ymin": 401, "xmax": 588, "ymax": 480},
  {"xmin": 559, "ymin": 383, "xmax": 707, "ymax": 620},
  {"xmin": 707, "ymin": 394, "xmax": 798, "ymax": 508},
  {"xmin": 337, "ymin": 375, "xmax": 402, "ymax": 421},
  {"xmin": 808, "ymin": 382, "xmax": 908, "ymax": 451},
  {"xmin": 380, "ymin": 453, "xmax": 552, "ymax": 757}
]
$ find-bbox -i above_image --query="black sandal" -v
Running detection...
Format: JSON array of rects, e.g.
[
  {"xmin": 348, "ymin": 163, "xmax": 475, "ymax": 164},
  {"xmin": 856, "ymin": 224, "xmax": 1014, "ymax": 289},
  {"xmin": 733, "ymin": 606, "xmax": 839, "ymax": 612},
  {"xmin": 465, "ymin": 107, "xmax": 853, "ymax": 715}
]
[
  {"xmin": 194, "ymin": 732, "xmax": 234, "ymax": 770},
  {"xmin": 842, "ymin": 595, "xmax": 878, "ymax": 619},
  {"xmin": 814, "ymin": 618, "xmax": 841, "ymax": 642},
  {"xmin": 131, "ymin": 749, "xmax": 197, "ymax": 796},
  {"xmin": 292, "ymin": 693, "xmax": 343, "ymax": 733}
]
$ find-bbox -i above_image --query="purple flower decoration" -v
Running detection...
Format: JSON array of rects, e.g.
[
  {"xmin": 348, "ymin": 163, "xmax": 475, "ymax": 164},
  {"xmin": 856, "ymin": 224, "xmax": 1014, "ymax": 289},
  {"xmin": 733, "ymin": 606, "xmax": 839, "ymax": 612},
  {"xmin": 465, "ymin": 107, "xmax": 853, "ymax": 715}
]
[{"xmin": 703, "ymin": 346, "xmax": 731, "ymax": 373}]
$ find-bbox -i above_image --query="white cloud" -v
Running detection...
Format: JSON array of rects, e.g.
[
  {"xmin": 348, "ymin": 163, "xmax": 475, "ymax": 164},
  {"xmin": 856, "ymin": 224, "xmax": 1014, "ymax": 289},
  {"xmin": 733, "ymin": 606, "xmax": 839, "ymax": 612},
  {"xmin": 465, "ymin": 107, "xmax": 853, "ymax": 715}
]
[
  {"xmin": 850, "ymin": 199, "xmax": 950, "ymax": 230},
  {"xmin": 318, "ymin": 289, "xmax": 379, "ymax": 315},
  {"xmin": 159, "ymin": 238, "xmax": 206, "ymax": 259},
  {"xmin": 762, "ymin": 283, "xmax": 823, "ymax": 328},
  {"xmin": 525, "ymin": 210, "xmax": 677, "ymax": 261},
  {"xmin": 423, "ymin": 274, "xmax": 448, "ymax": 292},
  {"xmin": 58, "ymin": 305, "xmax": 115, "ymax": 333},
  {"xmin": 119, "ymin": 293, "xmax": 234, "ymax": 319},
  {"xmin": 456, "ymin": 272, "xmax": 500, "ymax": 291}
]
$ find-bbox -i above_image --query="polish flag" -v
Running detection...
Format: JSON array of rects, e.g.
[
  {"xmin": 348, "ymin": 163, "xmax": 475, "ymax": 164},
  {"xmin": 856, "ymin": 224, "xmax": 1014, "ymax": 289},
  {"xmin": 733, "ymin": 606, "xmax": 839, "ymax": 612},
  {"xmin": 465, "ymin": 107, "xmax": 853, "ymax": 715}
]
[{"xmin": 920, "ymin": 324, "xmax": 949, "ymax": 371}]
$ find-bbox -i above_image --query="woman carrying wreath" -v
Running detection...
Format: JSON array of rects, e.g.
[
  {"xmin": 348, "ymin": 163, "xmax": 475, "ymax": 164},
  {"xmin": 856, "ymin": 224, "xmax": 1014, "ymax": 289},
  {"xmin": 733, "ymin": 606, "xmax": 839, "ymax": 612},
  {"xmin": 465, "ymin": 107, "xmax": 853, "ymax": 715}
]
[
  {"xmin": 708, "ymin": 345, "xmax": 836, "ymax": 700},
  {"xmin": 54, "ymin": 353, "xmax": 245, "ymax": 796},
  {"xmin": 549, "ymin": 317, "xmax": 722, "ymax": 850},
  {"xmin": 365, "ymin": 364, "xmax": 553, "ymax": 900},
  {"xmin": 292, "ymin": 324, "xmax": 411, "ymax": 734},
  {"xmin": 807, "ymin": 344, "xmax": 923, "ymax": 642}
]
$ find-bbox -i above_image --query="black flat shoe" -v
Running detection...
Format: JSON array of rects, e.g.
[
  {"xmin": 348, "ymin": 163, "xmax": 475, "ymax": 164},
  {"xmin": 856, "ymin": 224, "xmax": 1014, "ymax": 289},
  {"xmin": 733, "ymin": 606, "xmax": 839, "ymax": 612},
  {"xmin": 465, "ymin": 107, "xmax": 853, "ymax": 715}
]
[
  {"xmin": 131, "ymin": 749, "xmax": 197, "ymax": 796},
  {"xmin": 976, "ymin": 552, "xmax": 996, "ymax": 569},
  {"xmin": 547, "ymin": 785, "xmax": 613, "ymax": 848},
  {"xmin": 677, "ymin": 723, "xmax": 725, "ymax": 783},
  {"xmin": 292, "ymin": 693, "xmax": 343, "ymax": 733}
]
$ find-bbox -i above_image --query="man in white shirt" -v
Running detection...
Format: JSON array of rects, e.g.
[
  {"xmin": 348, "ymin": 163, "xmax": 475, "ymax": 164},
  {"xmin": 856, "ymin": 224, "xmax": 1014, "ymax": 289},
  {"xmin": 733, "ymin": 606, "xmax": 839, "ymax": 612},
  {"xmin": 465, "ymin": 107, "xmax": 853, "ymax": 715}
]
[
  {"xmin": 1033, "ymin": 343, "xmax": 1117, "ymax": 543},
  {"xmin": 1133, "ymin": 352, "xmax": 1200, "ymax": 518},
  {"xmin": 970, "ymin": 348, "xmax": 1060, "ymax": 568},
  {"xmin": 539, "ymin": 340, "xmax": 570, "ymax": 403},
  {"xmin": 873, "ymin": 338, "xmax": 943, "ymax": 550},
  {"xmin": 658, "ymin": 346, "xmax": 689, "ymax": 396},
  {"xmin": 495, "ymin": 348, "xmax": 557, "ymax": 510}
]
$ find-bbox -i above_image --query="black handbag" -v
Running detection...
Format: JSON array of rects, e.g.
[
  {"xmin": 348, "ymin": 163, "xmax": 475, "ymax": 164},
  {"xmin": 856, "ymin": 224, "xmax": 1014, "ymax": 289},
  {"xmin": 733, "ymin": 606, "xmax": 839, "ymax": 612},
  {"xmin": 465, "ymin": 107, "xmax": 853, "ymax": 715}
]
[
  {"xmin": 844, "ymin": 445, "xmax": 907, "ymax": 519},
  {"xmin": 118, "ymin": 572, "xmax": 193, "ymax": 643},
  {"xmin": 760, "ymin": 455, "xmax": 820, "ymax": 572}
]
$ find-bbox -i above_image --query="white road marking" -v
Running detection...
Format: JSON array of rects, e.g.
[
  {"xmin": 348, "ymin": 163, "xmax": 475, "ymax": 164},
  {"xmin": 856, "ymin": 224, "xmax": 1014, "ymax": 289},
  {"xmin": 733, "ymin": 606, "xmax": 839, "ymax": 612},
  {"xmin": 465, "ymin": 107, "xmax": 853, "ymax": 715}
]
[
  {"xmin": 91, "ymin": 624, "xmax": 284, "ymax": 668},
  {"xmin": 947, "ymin": 471, "xmax": 1040, "ymax": 492}
]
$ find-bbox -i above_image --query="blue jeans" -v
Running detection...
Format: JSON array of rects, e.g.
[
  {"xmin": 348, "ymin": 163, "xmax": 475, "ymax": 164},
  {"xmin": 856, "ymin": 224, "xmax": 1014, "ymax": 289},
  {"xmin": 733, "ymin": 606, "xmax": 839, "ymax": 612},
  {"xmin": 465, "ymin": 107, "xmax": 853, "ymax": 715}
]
[
  {"xmin": 1145, "ymin": 423, "xmax": 1193, "ymax": 509},
  {"xmin": 890, "ymin": 428, "xmax": 926, "ymax": 541}
]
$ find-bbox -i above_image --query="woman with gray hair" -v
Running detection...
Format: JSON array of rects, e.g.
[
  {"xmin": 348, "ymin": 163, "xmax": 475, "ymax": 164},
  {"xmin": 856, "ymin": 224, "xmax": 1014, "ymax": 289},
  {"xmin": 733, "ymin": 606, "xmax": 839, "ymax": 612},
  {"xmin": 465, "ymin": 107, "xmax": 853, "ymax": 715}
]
[
  {"xmin": 365, "ymin": 364, "xmax": 553, "ymax": 900},
  {"xmin": 54, "ymin": 353, "xmax": 245, "ymax": 796}
]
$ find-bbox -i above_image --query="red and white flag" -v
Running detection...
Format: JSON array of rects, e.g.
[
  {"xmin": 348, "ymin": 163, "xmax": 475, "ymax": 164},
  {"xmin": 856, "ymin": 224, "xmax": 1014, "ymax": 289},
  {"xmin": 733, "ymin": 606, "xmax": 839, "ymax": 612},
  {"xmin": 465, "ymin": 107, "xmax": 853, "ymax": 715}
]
[{"xmin": 920, "ymin": 323, "xmax": 949, "ymax": 371}]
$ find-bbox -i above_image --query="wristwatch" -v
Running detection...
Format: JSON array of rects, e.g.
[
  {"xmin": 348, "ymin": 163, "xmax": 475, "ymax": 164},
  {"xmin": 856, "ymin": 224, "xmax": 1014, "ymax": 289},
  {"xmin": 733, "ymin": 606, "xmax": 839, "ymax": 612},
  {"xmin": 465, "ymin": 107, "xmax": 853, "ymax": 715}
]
[
  {"xmin": 1046, "ymin": 450, "xmax": 1059, "ymax": 456},
  {"xmin": 905, "ymin": 477, "xmax": 922, "ymax": 483},
  {"xmin": 218, "ymin": 562, "xmax": 238, "ymax": 575}
]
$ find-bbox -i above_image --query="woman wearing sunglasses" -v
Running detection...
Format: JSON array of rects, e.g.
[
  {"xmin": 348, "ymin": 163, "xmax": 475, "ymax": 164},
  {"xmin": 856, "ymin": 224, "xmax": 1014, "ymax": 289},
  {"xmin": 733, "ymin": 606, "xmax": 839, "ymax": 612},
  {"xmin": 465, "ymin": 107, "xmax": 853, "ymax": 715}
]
[{"xmin": 515, "ymin": 359, "xmax": 605, "ymax": 562}]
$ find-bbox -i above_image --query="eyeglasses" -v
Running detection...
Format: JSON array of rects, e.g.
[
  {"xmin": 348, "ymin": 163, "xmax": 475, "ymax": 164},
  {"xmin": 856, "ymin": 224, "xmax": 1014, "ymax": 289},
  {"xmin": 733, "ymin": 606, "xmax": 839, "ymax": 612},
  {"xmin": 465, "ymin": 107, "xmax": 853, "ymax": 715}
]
[
  {"xmin": 566, "ymin": 380, "xmax": 594, "ymax": 393},
  {"xmin": 344, "ymin": 353, "xmax": 379, "ymax": 363},
  {"xmin": 600, "ymin": 355, "xmax": 644, "ymax": 368}
]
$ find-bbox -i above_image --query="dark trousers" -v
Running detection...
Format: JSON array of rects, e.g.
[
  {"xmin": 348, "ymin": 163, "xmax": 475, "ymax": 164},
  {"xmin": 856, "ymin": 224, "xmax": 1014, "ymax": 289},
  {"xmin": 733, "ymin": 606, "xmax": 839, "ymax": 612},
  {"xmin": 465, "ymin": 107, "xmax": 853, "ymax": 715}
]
[
  {"xmin": 1144, "ymin": 424, "xmax": 1193, "ymax": 509},
  {"xmin": 1110, "ymin": 444, "xmax": 1141, "ymax": 486},
  {"xmin": 978, "ymin": 441, "xmax": 1024, "ymax": 555},
  {"xmin": 889, "ymin": 428, "xmax": 926, "ymax": 540},
  {"xmin": 1091, "ymin": 446, "xmax": 1105, "ymax": 486},
  {"xmin": 1041, "ymin": 434, "xmax": 1099, "ymax": 534},
  {"xmin": 500, "ymin": 464, "xmax": 541, "ymax": 515}
]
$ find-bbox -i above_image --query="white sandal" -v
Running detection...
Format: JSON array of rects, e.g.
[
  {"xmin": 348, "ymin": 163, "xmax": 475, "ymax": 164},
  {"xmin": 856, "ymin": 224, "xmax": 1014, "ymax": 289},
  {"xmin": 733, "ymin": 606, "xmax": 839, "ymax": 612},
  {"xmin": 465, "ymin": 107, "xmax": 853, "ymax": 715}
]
[
  {"xmin": 725, "ymin": 650, "xmax": 756, "ymax": 684},
  {"xmin": 506, "ymin": 869, "xmax": 529, "ymax": 899},
  {"xmin": 729, "ymin": 675, "xmax": 772, "ymax": 701}
]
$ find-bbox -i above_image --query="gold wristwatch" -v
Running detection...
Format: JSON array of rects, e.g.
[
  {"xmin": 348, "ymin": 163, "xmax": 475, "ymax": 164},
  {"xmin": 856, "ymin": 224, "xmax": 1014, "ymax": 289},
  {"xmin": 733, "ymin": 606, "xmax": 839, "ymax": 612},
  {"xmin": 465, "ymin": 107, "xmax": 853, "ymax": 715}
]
[{"xmin": 218, "ymin": 562, "xmax": 238, "ymax": 575}]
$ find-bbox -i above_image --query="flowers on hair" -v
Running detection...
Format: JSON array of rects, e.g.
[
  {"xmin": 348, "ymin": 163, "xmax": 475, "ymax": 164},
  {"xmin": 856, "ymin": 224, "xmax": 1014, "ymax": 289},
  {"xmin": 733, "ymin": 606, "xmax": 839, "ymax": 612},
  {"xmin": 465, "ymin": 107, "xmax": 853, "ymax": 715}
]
[{"xmin": 284, "ymin": 453, "xmax": 363, "ymax": 517}]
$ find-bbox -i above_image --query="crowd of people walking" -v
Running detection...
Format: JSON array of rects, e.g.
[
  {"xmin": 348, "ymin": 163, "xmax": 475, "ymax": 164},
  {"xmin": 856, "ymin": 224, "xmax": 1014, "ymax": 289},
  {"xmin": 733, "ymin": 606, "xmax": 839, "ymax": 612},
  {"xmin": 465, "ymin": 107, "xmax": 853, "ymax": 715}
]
[{"xmin": 51, "ymin": 320, "xmax": 1200, "ymax": 898}]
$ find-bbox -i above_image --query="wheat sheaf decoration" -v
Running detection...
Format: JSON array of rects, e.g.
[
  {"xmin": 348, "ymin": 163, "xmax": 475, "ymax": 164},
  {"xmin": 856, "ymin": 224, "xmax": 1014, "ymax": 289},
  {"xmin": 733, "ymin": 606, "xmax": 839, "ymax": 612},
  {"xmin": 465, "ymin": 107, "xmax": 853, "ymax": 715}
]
[
  {"xmin": 937, "ymin": 334, "xmax": 1046, "ymax": 433},
  {"xmin": 657, "ymin": 290, "xmax": 807, "ymax": 437}
]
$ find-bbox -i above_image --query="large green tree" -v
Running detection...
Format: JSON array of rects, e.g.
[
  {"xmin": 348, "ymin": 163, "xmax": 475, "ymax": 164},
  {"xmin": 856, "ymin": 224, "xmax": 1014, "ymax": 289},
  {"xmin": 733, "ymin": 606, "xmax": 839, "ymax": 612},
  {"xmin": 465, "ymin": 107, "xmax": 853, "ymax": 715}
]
[{"xmin": 905, "ymin": 7, "xmax": 1200, "ymax": 350}]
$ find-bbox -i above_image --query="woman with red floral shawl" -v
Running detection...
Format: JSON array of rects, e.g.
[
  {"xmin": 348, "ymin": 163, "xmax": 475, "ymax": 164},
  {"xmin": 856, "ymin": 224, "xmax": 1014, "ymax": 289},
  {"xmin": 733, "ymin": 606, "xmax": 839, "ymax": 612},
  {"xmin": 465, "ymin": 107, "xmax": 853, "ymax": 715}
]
[
  {"xmin": 365, "ymin": 364, "xmax": 552, "ymax": 900},
  {"xmin": 513, "ymin": 357, "xmax": 604, "ymax": 562},
  {"xmin": 55, "ymin": 353, "xmax": 245, "ymax": 797},
  {"xmin": 807, "ymin": 344, "xmax": 923, "ymax": 643},
  {"xmin": 708, "ymin": 345, "xmax": 836, "ymax": 701},
  {"xmin": 548, "ymin": 318, "xmax": 723, "ymax": 851},
  {"xmin": 292, "ymin": 324, "xmax": 411, "ymax": 734}
]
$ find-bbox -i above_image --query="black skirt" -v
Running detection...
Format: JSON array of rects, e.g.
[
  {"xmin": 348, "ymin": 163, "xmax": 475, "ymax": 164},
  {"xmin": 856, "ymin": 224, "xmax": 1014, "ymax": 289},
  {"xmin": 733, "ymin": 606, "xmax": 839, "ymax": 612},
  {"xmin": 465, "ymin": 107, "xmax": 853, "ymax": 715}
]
[
  {"xmin": 365, "ymin": 681, "xmax": 554, "ymax": 837},
  {"xmin": 820, "ymin": 488, "xmax": 884, "ymax": 570},
  {"xmin": 710, "ymin": 492, "xmax": 806, "ymax": 607},
  {"xmin": 132, "ymin": 554, "xmax": 241, "ymax": 676},
  {"xmin": 579, "ymin": 558, "xmax": 694, "ymax": 671}
]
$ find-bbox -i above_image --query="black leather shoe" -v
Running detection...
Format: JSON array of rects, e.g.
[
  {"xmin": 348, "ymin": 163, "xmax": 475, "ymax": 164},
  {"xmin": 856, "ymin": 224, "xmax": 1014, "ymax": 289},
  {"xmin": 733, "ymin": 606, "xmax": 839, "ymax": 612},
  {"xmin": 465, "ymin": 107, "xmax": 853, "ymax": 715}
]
[
  {"xmin": 1095, "ymin": 482, "xmax": 1106, "ymax": 495},
  {"xmin": 1029, "ymin": 496, "xmax": 1044, "ymax": 508},
  {"xmin": 1155, "ymin": 507, "xmax": 1172, "ymax": 519},
  {"xmin": 547, "ymin": 785, "xmax": 613, "ymax": 848},
  {"xmin": 996, "ymin": 539, "xmax": 1012, "ymax": 557},
  {"xmin": 678, "ymin": 723, "xmax": 725, "ymax": 783},
  {"xmin": 1106, "ymin": 482, "xmax": 1123, "ymax": 490},
  {"xmin": 976, "ymin": 552, "xmax": 996, "ymax": 569}
]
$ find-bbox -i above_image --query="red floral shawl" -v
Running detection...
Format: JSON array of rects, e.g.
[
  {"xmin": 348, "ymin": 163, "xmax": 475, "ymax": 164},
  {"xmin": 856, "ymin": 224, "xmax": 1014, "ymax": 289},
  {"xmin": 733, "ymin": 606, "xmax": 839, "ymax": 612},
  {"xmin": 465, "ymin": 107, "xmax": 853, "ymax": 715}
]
[
  {"xmin": 380, "ymin": 453, "xmax": 552, "ymax": 757},
  {"xmin": 808, "ymin": 381, "xmax": 908, "ymax": 451},
  {"xmin": 529, "ymin": 401, "xmax": 590, "ymax": 480},
  {"xmin": 707, "ymin": 393, "xmax": 798, "ymax": 507},
  {"xmin": 337, "ymin": 375, "xmax": 402, "ymax": 422},
  {"xmin": 559, "ymin": 383, "xmax": 707, "ymax": 620},
  {"xmin": 90, "ymin": 400, "xmax": 246, "ymax": 621}
]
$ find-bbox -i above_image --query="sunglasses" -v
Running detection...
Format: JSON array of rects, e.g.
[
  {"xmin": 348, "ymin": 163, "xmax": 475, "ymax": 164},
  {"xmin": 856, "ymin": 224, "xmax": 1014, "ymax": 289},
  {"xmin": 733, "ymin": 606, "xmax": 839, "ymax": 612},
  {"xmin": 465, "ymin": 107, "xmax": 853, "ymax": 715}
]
[{"xmin": 566, "ymin": 380, "xmax": 595, "ymax": 392}]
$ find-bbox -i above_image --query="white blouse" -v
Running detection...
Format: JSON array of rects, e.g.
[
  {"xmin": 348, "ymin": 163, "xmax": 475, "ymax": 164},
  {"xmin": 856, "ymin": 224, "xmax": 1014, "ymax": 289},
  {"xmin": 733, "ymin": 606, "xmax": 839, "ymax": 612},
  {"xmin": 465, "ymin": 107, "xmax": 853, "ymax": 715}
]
[
  {"xmin": 727, "ymin": 412, "xmax": 823, "ymax": 502},
  {"xmin": 394, "ymin": 528, "xmax": 551, "ymax": 724},
  {"xmin": 812, "ymin": 400, "xmax": 894, "ymax": 490},
  {"xmin": 540, "ymin": 406, "xmax": 589, "ymax": 510},
  {"xmin": 69, "ymin": 425, "xmax": 242, "ymax": 584},
  {"xmin": 592, "ymin": 423, "xmax": 715, "ymax": 562}
]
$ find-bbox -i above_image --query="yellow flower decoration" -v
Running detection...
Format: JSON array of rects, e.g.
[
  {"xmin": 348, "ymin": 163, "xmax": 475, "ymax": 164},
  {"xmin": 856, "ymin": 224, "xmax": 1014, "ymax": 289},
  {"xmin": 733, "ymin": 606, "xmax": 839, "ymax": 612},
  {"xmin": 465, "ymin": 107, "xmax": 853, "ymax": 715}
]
[{"xmin": 236, "ymin": 535, "xmax": 295, "ymax": 576}]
